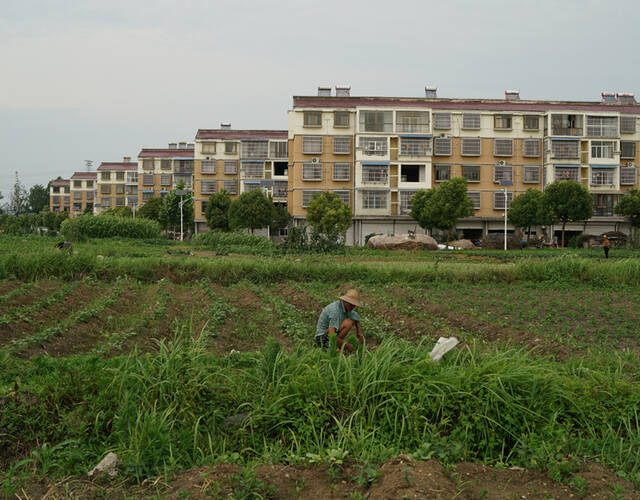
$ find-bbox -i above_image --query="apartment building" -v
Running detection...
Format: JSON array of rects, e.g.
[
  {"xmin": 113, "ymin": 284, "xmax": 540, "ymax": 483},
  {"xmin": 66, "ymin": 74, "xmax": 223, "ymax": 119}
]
[
  {"xmin": 289, "ymin": 87, "xmax": 640, "ymax": 244},
  {"xmin": 137, "ymin": 142, "xmax": 195, "ymax": 206},
  {"xmin": 95, "ymin": 159, "xmax": 138, "ymax": 214},
  {"xmin": 49, "ymin": 179, "xmax": 70, "ymax": 213},
  {"xmin": 193, "ymin": 126, "xmax": 288, "ymax": 233},
  {"xmin": 69, "ymin": 172, "xmax": 96, "ymax": 216}
]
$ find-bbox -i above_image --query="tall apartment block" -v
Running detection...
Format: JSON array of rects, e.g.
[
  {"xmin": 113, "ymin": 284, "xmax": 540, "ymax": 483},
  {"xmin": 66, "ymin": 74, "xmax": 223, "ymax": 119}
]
[
  {"xmin": 288, "ymin": 86, "xmax": 640, "ymax": 244},
  {"xmin": 69, "ymin": 172, "xmax": 97, "ymax": 216},
  {"xmin": 95, "ymin": 158, "xmax": 139, "ymax": 214},
  {"xmin": 193, "ymin": 126, "xmax": 288, "ymax": 232},
  {"xmin": 137, "ymin": 142, "xmax": 195, "ymax": 206},
  {"xmin": 49, "ymin": 179, "xmax": 70, "ymax": 213}
]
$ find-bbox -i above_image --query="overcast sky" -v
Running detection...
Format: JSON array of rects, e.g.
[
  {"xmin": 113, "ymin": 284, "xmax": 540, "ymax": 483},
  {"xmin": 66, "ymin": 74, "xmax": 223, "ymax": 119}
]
[{"xmin": 1, "ymin": 0, "xmax": 639, "ymax": 200}]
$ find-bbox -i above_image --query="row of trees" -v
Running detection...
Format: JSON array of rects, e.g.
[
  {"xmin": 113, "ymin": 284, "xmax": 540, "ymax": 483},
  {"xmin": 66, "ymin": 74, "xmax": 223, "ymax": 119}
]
[{"xmin": 0, "ymin": 173, "xmax": 50, "ymax": 215}]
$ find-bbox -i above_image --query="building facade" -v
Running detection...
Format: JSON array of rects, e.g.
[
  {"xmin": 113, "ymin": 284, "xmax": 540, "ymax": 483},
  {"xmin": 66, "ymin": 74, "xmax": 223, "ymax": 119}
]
[
  {"xmin": 193, "ymin": 126, "xmax": 288, "ymax": 232},
  {"xmin": 69, "ymin": 172, "xmax": 97, "ymax": 216},
  {"xmin": 95, "ymin": 159, "xmax": 139, "ymax": 214},
  {"xmin": 137, "ymin": 143, "xmax": 194, "ymax": 207},
  {"xmin": 49, "ymin": 179, "xmax": 70, "ymax": 213},
  {"xmin": 289, "ymin": 87, "xmax": 640, "ymax": 244}
]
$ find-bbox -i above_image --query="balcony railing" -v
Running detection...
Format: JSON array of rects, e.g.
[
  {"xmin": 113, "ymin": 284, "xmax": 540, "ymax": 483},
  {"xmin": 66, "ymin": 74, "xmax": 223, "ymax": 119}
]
[
  {"xmin": 551, "ymin": 127, "xmax": 583, "ymax": 136},
  {"xmin": 593, "ymin": 207, "xmax": 614, "ymax": 216}
]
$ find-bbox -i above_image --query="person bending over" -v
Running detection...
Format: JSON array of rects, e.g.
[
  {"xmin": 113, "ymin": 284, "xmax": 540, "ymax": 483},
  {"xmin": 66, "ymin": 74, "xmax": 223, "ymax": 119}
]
[{"xmin": 315, "ymin": 289, "xmax": 363, "ymax": 352}]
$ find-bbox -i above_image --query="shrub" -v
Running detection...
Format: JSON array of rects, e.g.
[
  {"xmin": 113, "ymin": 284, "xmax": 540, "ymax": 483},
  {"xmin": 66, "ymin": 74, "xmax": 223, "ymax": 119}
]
[
  {"xmin": 192, "ymin": 231, "xmax": 274, "ymax": 250},
  {"xmin": 60, "ymin": 215, "xmax": 161, "ymax": 240}
]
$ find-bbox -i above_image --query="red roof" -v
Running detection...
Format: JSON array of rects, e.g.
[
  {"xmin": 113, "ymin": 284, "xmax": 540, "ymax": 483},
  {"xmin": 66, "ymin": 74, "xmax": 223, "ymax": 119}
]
[
  {"xmin": 50, "ymin": 179, "xmax": 70, "ymax": 186},
  {"xmin": 97, "ymin": 162, "xmax": 138, "ymax": 171},
  {"xmin": 70, "ymin": 172, "xmax": 97, "ymax": 179},
  {"xmin": 138, "ymin": 148, "xmax": 194, "ymax": 159},
  {"xmin": 196, "ymin": 129, "xmax": 288, "ymax": 140},
  {"xmin": 293, "ymin": 96, "xmax": 640, "ymax": 113}
]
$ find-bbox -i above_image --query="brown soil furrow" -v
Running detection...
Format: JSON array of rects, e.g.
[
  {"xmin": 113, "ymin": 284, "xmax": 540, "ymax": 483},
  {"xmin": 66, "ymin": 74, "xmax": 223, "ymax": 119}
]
[{"xmin": 0, "ymin": 280, "xmax": 60, "ymax": 316}]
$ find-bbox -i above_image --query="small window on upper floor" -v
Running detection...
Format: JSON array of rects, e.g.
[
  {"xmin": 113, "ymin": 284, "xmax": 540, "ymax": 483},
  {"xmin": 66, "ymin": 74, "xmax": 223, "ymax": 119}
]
[
  {"xmin": 101, "ymin": 172, "xmax": 111, "ymax": 181},
  {"xmin": 462, "ymin": 114, "xmax": 480, "ymax": 130},
  {"xmin": 620, "ymin": 116, "xmax": 636, "ymax": 134},
  {"xmin": 524, "ymin": 115, "xmax": 539, "ymax": 130},
  {"xmin": 225, "ymin": 142, "xmax": 238, "ymax": 154},
  {"xmin": 334, "ymin": 111, "xmax": 350, "ymax": 128},
  {"xmin": 202, "ymin": 142, "xmax": 216, "ymax": 154},
  {"xmin": 433, "ymin": 113, "xmax": 451, "ymax": 129},
  {"xmin": 304, "ymin": 111, "xmax": 322, "ymax": 127},
  {"xmin": 494, "ymin": 114, "xmax": 512, "ymax": 130}
]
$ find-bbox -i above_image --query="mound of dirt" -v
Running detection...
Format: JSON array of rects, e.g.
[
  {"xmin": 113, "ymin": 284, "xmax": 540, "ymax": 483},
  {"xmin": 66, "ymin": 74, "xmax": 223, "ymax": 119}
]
[
  {"xmin": 368, "ymin": 234, "xmax": 438, "ymax": 250},
  {"xmin": 446, "ymin": 239, "xmax": 477, "ymax": 249}
]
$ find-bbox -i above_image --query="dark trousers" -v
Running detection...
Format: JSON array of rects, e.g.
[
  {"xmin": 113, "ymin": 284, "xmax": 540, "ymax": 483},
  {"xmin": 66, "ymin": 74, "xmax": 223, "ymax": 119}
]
[{"xmin": 604, "ymin": 247, "xmax": 609, "ymax": 259}]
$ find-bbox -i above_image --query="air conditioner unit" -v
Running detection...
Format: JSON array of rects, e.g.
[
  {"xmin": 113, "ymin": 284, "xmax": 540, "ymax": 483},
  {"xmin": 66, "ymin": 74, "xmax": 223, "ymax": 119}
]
[
  {"xmin": 311, "ymin": 157, "xmax": 319, "ymax": 164},
  {"xmin": 498, "ymin": 160, "xmax": 506, "ymax": 166},
  {"xmin": 627, "ymin": 162, "xmax": 635, "ymax": 167},
  {"xmin": 439, "ymin": 133, "xmax": 447, "ymax": 138}
]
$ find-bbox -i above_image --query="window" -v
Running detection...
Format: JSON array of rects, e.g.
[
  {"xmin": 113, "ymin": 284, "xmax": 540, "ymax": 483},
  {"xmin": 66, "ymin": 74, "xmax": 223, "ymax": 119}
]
[
  {"xmin": 175, "ymin": 160, "xmax": 194, "ymax": 174},
  {"xmin": 201, "ymin": 160, "xmax": 216, "ymax": 174},
  {"xmin": 524, "ymin": 115, "xmax": 539, "ymax": 130},
  {"xmin": 333, "ymin": 136, "xmax": 351, "ymax": 154},
  {"xmin": 302, "ymin": 190, "xmax": 320, "ymax": 207},
  {"xmin": 86, "ymin": 180, "xmax": 94, "ymax": 188},
  {"xmin": 591, "ymin": 168, "xmax": 615, "ymax": 186},
  {"xmin": 554, "ymin": 166, "xmax": 579, "ymax": 181},
  {"xmin": 160, "ymin": 174, "xmax": 172, "ymax": 186},
  {"xmin": 362, "ymin": 165, "xmax": 388, "ymax": 184},
  {"xmin": 493, "ymin": 191, "xmax": 513, "ymax": 209},
  {"xmin": 586, "ymin": 116, "xmax": 618, "ymax": 137},
  {"xmin": 116, "ymin": 197, "xmax": 125, "ymax": 207},
  {"xmin": 302, "ymin": 136, "xmax": 323, "ymax": 154},
  {"xmin": 115, "ymin": 184, "xmax": 125, "ymax": 194},
  {"xmin": 433, "ymin": 113, "xmax": 451, "ymax": 129},
  {"xmin": 400, "ymin": 191, "xmax": 418, "ymax": 213},
  {"xmin": 591, "ymin": 141, "xmax": 615, "ymax": 159},
  {"xmin": 551, "ymin": 114, "xmax": 583, "ymax": 136},
  {"xmin": 494, "ymin": 114, "xmax": 512, "ymax": 129},
  {"xmin": 73, "ymin": 191, "xmax": 82, "ymax": 200},
  {"xmin": 201, "ymin": 201, "xmax": 208, "ymax": 215},
  {"xmin": 462, "ymin": 113, "xmax": 481, "ymax": 129},
  {"xmin": 52, "ymin": 196, "xmax": 60, "ymax": 203},
  {"xmin": 224, "ymin": 160, "xmax": 238, "ymax": 175},
  {"xmin": 621, "ymin": 141, "xmax": 636, "ymax": 159},
  {"xmin": 241, "ymin": 141, "xmax": 268, "ymax": 159},
  {"xmin": 202, "ymin": 142, "xmax": 216, "ymax": 154},
  {"xmin": 101, "ymin": 172, "xmax": 111, "ymax": 181},
  {"xmin": 523, "ymin": 139, "xmax": 541, "ymax": 157},
  {"xmin": 494, "ymin": 139, "xmax": 513, "ymax": 156},
  {"xmin": 400, "ymin": 137, "xmax": 431, "ymax": 156},
  {"xmin": 621, "ymin": 116, "xmax": 636, "ymax": 134},
  {"xmin": 223, "ymin": 180, "xmax": 237, "ymax": 194},
  {"xmin": 101, "ymin": 197, "xmax": 112, "ymax": 207},
  {"xmin": 334, "ymin": 111, "xmax": 350, "ymax": 128},
  {"xmin": 73, "ymin": 180, "xmax": 82, "ymax": 188},
  {"xmin": 304, "ymin": 111, "xmax": 322, "ymax": 127},
  {"xmin": 242, "ymin": 161, "xmax": 264, "ymax": 178},
  {"xmin": 142, "ymin": 192, "xmax": 153, "ymax": 201},
  {"xmin": 333, "ymin": 163, "xmax": 350, "ymax": 181},
  {"xmin": 461, "ymin": 137, "xmax": 481, "ymax": 156},
  {"xmin": 126, "ymin": 173, "xmax": 137, "ymax": 183},
  {"xmin": 400, "ymin": 164, "xmax": 422, "ymax": 182},
  {"xmin": 274, "ymin": 181, "xmax": 288, "ymax": 197},
  {"xmin": 552, "ymin": 140, "xmax": 579, "ymax": 159},
  {"xmin": 161, "ymin": 159, "xmax": 171, "ymax": 170},
  {"xmin": 225, "ymin": 142, "xmax": 237, "ymax": 154},
  {"xmin": 493, "ymin": 165, "xmax": 513, "ymax": 183},
  {"xmin": 100, "ymin": 184, "xmax": 111, "ymax": 194},
  {"xmin": 396, "ymin": 111, "xmax": 430, "ymax": 133},
  {"xmin": 359, "ymin": 110, "xmax": 392, "ymax": 132},
  {"xmin": 116, "ymin": 172, "xmax": 125, "ymax": 181},
  {"xmin": 126, "ymin": 185, "xmax": 137, "ymax": 195},
  {"xmin": 362, "ymin": 190, "xmax": 387, "ymax": 209},
  {"xmin": 244, "ymin": 182, "xmax": 260, "ymax": 192},
  {"xmin": 270, "ymin": 141, "xmax": 288, "ymax": 158},
  {"xmin": 359, "ymin": 136, "xmax": 387, "ymax": 155},
  {"xmin": 333, "ymin": 190, "xmax": 350, "ymax": 205},
  {"xmin": 434, "ymin": 164, "xmax": 450, "ymax": 182},
  {"xmin": 274, "ymin": 161, "xmax": 288, "ymax": 176},
  {"xmin": 467, "ymin": 191, "xmax": 481, "ymax": 209},
  {"xmin": 142, "ymin": 174, "xmax": 154, "ymax": 186},
  {"xmin": 86, "ymin": 192, "xmax": 94, "ymax": 200},
  {"xmin": 142, "ymin": 159, "xmax": 153, "ymax": 170},
  {"xmin": 201, "ymin": 180, "xmax": 217, "ymax": 194},
  {"xmin": 462, "ymin": 165, "xmax": 480, "ymax": 182},
  {"xmin": 620, "ymin": 167, "xmax": 636, "ymax": 185},
  {"xmin": 593, "ymin": 194, "xmax": 615, "ymax": 216},
  {"xmin": 523, "ymin": 166, "xmax": 540, "ymax": 183},
  {"xmin": 302, "ymin": 163, "xmax": 323, "ymax": 181},
  {"xmin": 433, "ymin": 137, "xmax": 451, "ymax": 156}
]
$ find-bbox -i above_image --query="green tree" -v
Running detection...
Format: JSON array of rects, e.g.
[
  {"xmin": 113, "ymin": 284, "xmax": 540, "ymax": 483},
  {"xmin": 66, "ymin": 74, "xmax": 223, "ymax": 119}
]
[
  {"xmin": 271, "ymin": 202, "xmax": 291, "ymax": 234},
  {"xmin": 205, "ymin": 190, "xmax": 232, "ymax": 231},
  {"xmin": 228, "ymin": 189, "xmax": 273, "ymax": 234},
  {"xmin": 614, "ymin": 188, "xmax": 640, "ymax": 243},
  {"xmin": 507, "ymin": 188, "xmax": 551, "ymax": 241},
  {"xmin": 138, "ymin": 196, "xmax": 164, "ymax": 222},
  {"xmin": 9, "ymin": 172, "xmax": 29, "ymax": 215},
  {"xmin": 159, "ymin": 186, "xmax": 194, "ymax": 235},
  {"xmin": 410, "ymin": 177, "xmax": 474, "ymax": 233},
  {"xmin": 28, "ymin": 184, "xmax": 49, "ymax": 213},
  {"xmin": 543, "ymin": 180, "xmax": 593, "ymax": 247},
  {"xmin": 306, "ymin": 191, "xmax": 351, "ymax": 245},
  {"xmin": 103, "ymin": 206, "xmax": 133, "ymax": 218}
]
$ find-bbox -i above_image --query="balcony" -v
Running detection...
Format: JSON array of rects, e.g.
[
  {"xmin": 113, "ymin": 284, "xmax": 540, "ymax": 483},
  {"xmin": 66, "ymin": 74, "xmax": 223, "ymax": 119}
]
[
  {"xmin": 551, "ymin": 127, "xmax": 583, "ymax": 136},
  {"xmin": 593, "ymin": 207, "xmax": 614, "ymax": 217},
  {"xmin": 174, "ymin": 163, "xmax": 194, "ymax": 175}
]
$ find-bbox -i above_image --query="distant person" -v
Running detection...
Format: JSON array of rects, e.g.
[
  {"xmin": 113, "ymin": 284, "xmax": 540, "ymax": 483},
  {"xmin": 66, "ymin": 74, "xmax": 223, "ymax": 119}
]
[
  {"xmin": 55, "ymin": 241, "xmax": 73, "ymax": 253},
  {"xmin": 315, "ymin": 289, "xmax": 363, "ymax": 352},
  {"xmin": 603, "ymin": 235, "xmax": 610, "ymax": 259}
]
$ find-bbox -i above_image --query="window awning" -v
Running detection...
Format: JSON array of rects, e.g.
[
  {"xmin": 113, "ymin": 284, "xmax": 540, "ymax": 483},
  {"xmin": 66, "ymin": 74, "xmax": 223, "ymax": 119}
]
[
  {"xmin": 244, "ymin": 181, "xmax": 260, "ymax": 184},
  {"xmin": 590, "ymin": 164, "xmax": 617, "ymax": 169},
  {"xmin": 551, "ymin": 137, "xmax": 581, "ymax": 141},
  {"xmin": 362, "ymin": 161, "xmax": 390, "ymax": 166},
  {"xmin": 260, "ymin": 180, "xmax": 274, "ymax": 186},
  {"xmin": 553, "ymin": 164, "xmax": 580, "ymax": 168},
  {"xmin": 142, "ymin": 190, "xmax": 154, "ymax": 193},
  {"xmin": 399, "ymin": 135, "xmax": 433, "ymax": 139},
  {"xmin": 159, "ymin": 190, "xmax": 169, "ymax": 194},
  {"xmin": 173, "ymin": 157, "xmax": 194, "ymax": 160}
]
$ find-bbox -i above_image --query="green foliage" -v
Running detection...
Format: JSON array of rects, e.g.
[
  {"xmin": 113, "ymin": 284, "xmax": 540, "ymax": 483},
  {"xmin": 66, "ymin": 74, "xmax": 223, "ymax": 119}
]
[
  {"xmin": 103, "ymin": 206, "xmax": 133, "ymax": 218},
  {"xmin": 508, "ymin": 189, "xmax": 551, "ymax": 239},
  {"xmin": 205, "ymin": 190, "xmax": 232, "ymax": 231},
  {"xmin": 0, "ymin": 211, "xmax": 67, "ymax": 236},
  {"xmin": 543, "ymin": 181, "xmax": 593, "ymax": 246},
  {"xmin": 615, "ymin": 189, "xmax": 640, "ymax": 228},
  {"xmin": 271, "ymin": 202, "xmax": 290, "ymax": 233},
  {"xmin": 306, "ymin": 191, "xmax": 352, "ymax": 246},
  {"xmin": 28, "ymin": 184, "xmax": 49, "ymax": 214},
  {"xmin": 60, "ymin": 215, "xmax": 161, "ymax": 240},
  {"xmin": 159, "ymin": 187, "xmax": 194, "ymax": 233},
  {"xmin": 228, "ymin": 190, "xmax": 274, "ymax": 233},
  {"xmin": 9, "ymin": 172, "xmax": 29, "ymax": 215},
  {"xmin": 192, "ymin": 231, "xmax": 275, "ymax": 254},
  {"xmin": 137, "ymin": 196, "xmax": 164, "ymax": 222},
  {"xmin": 410, "ymin": 178, "xmax": 474, "ymax": 232}
]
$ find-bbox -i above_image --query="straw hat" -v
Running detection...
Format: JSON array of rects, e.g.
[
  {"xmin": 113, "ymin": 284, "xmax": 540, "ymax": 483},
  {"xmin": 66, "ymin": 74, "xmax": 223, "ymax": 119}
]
[{"xmin": 339, "ymin": 289, "xmax": 361, "ymax": 307}]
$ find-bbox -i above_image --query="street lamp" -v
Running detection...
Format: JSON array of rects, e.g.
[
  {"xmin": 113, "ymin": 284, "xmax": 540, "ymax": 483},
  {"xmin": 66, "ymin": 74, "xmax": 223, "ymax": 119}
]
[
  {"xmin": 176, "ymin": 189, "xmax": 190, "ymax": 241},
  {"xmin": 499, "ymin": 179, "xmax": 513, "ymax": 251}
]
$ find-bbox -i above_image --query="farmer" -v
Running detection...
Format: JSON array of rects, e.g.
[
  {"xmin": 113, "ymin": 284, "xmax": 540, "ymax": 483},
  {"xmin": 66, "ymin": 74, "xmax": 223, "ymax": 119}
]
[
  {"xmin": 603, "ymin": 234, "xmax": 611, "ymax": 259},
  {"xmin": 315, "ymin": 289, "xmax": 363, "ymax": 352}
]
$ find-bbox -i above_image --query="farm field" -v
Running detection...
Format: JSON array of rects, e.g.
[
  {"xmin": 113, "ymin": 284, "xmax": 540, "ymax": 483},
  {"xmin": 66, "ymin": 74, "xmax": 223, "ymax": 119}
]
[{"xmin": 1, "ymin": 236, "xmax": 640, "ymax": 499}]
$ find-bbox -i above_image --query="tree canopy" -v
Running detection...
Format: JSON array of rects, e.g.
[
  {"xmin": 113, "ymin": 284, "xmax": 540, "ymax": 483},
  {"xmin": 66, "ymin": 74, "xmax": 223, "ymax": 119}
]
[
  {"xmin": 306, "ymin": 191, "xmax": 352, "ymax": 245},
  {"xmin": 508, "ymin": 188, "xmax": 551, "ymax": 240},
  {"xmin": 205, "ymin": 190, "xmax": 232, "ymax": 231},
  {"xmin": 543, "ymin": 180, "xmax": 593, "ymax": 247},
  {"xmin": 159, "ymin": 188, "xmax": 194, "ymax": 234},
  {"xmin": 28, "ymin": 184, "xmax": 49, "ymax": 213},
  {"xmin": 228, "ymin": 189, "xmax": 273, "ymax": 233},
  {"xmin": 410, "ymin": 177, "xmax": 474, "ymax": 233},
  {"xmin": 137, "ymin": 196, "xmax": 164, "ymax": 222},
  {"xmin": 614, "ymin": 189, "xmax": 640, "ymax": 238},
  {"xmin": 9, "ymin": 173, "xmax": 29, "ymax": 215}
]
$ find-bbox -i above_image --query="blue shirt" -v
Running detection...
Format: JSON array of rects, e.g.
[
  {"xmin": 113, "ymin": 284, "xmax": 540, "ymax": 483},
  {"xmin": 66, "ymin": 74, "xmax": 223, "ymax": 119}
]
[{"xmin": 315, "ymin": 300, "xmax": 361, "ymax": 338}]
